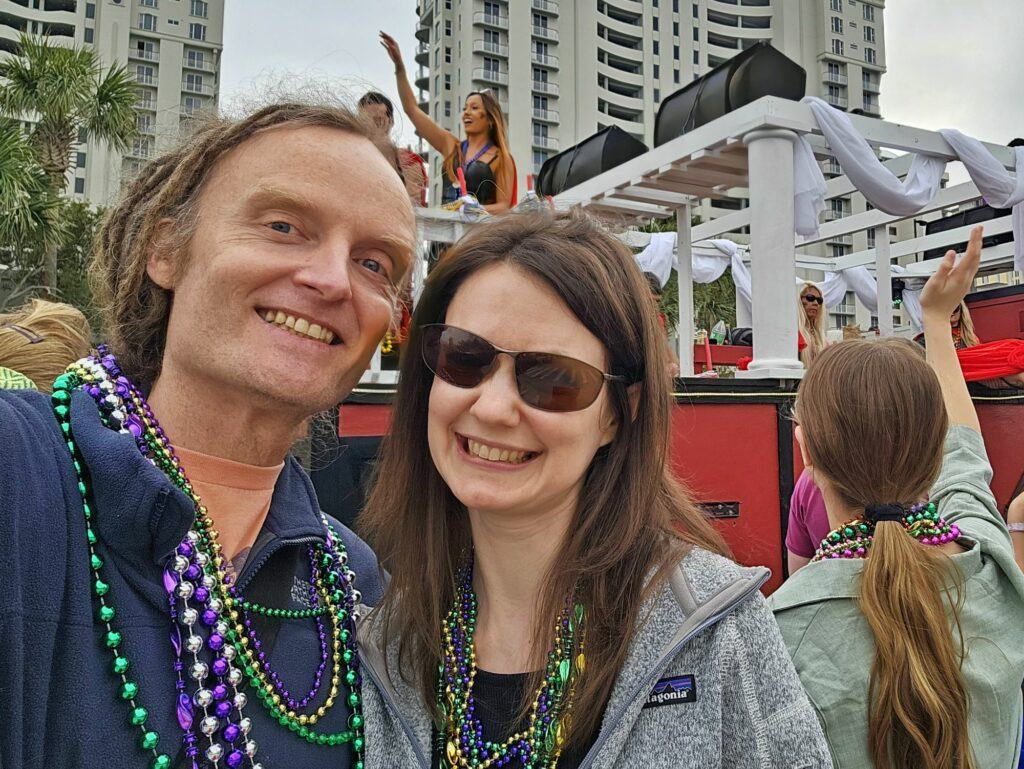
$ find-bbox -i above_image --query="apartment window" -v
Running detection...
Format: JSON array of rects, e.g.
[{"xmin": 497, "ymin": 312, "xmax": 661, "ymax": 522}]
[
  {"xmin": 445, "ymin": 46, "xmax": 452, "ymax": 63},
  {"xmin": 653, "ymin": 16, "xmax": 658, "ymax": 30},
  {"xmin": 75, "ymin": 177, "xmax": 85, "ymax": 194},
  {"xmin": 76, "ymin": 152, "xmax": 86, "ymax": 168},
  {"xmin": 484, "ymin": 0, "xmax": 499, "ymax": 15},
  {"xmin": 190, "ymin": 0, "xmax": 208, "ymax": 18},
  {"xmin": 139, "ymin": 13, "xmax": 157, "ymax": 31},
  {"xmin": 185, "ymin": 73, "xmax": 205, "ymax": 91},
  {"xmin": 182, "ymin": 96, "xmax": 202, "ymax": 114},
  {"xmin": 140, "ymin": 0, "xmax": 157, "ymax": 6},
  {"xmin": 653, "ymin": 41, "xmax": 659, "ymax": 55},
  {"xmin": 832, "ymin": 39, "xmax": 844, "ymax": 56},
  {"xmin": 532, "ymin": 149, "xmax": 548, "ymax": 171},
  {"xmin": 434, "ymin": 48, "xmax": 440, "ymax": 67},
  {"xmin": 865, "ymin": 47, "xmax": 876, "ymax": 64},
  {"xmin": 532, "ymin": 12, "xmax": 547, "ymax": 28},
  {"xmin": 693, "ymin": 27, "xmax": 699, "ymax": 41},
  {"xmin": 187, "ymin": 50, "xmax": 206, "ymax": 68},
  {"xmin": 653, "ymin": 63, "xmax": 660, "ymax": 78},
  {"xmin": 693, "ymin": 50, "xmax": 699, "ymax": 65},
  {"xmin": 654, "ymin": 88, "xmax": 660, "ymax": 101},
  {"xmin": 444, "ymin": 100, "xmax": 451, "ymax": 117},
  {"xmin": 867, "ymin": 229, "xmax": 875, "ymax": 247},
  {"xmin": 827, "ymin": 61, "xmax": 842, "ymax": 78},
  {"xmin": 444, "ymin": 74, "xmax": 451, "ymax": 90},
  {"xmin": 85, "ymin": 2, "xmax": 95, "ymax": 18},
  {"xmin": 533, "ymin": 94, "xmax": 548, "ymax": 109},
  {"xmin": 136, "ymin": 64, "xmax": 155, "ymax": 81},
  {"xmin": 533, "ymin": 67, "xmax": 547, "ymax": 83},
  {"xmin": 692, "ymin": 4, "xmax": 698, "ymax": 18},
  {"xmin": 831, "ymin": 16, "xmax": 843, "ymax": 33},
  {"xmin": 673, "ymin": 21, "xmax": 679, "ymax": 36},
  {"xmin": 674, "ymin": 44, "xmax": 680, "ymax": 59},
  {"xmin": 434, "ymin": 75, "xmax": 439, "ymax": 92},
  {"xmin": 445, "ymin": 0, "xmax": 452, "ymax": 8},
  {"xmin": 674, "ymin": 68, "xmax": 680, "ymax": 83},
  {"xmin": 863, "ymin": 3, "xmax": 875, "ymax": 21},
  {"xmin": 444, "ymin": 19, "xmax": 452, "ymax": 36},
  {"xmin": 533, "ymin": 122, "xmax": 548, "ymax": 139},
  {"xmin": 84, "ymin": 27, "xmax": 93, "ymax": 43},
  {"xmin": 673, "ymin": 0, "xmax": 679, "ymax": 11},
  {"xmin": 188, "ymin": 23, "xmax": 206, "ymax": 41},
  {"xmin": 863, "ymin": 25, "xmax": 875, "ymax": 43},
  {"xmin": 830, "ymin": 0, "xmax": 842, "ymax": 10}
]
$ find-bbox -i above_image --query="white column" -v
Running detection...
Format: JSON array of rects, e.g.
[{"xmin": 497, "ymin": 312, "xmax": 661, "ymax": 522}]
[
  {"xmin": 874, "ymin": 225, "xmax": 894, "ymax": 337},
  {"xmin": 739, "ymin": 129, "xmax": 804, "ymax": 378},
  {"xmin": 675, "ymin": 203, "xmax": 695, "ymax": 376}
]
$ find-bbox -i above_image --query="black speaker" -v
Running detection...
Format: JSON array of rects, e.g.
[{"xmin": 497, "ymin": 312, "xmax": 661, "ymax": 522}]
[
  {"xmin": 535, "ymin": 125, "xmax": 648, "ymax": 197},
  {"xmin": 654, "ymin": 42, "xmax": 806, "ymax": 147},
  {"xmin": 923, "ymin": 204, "xmax": 1013, "ymax": 260}
]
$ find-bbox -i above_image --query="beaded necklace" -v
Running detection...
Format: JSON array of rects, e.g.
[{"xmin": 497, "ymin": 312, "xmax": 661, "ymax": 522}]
[
  {"xmin": 436, "ymin": 563, "xmax": 585, "ymax": 768},
  {"xmin": 52, "ymin": 352, "xmax": 366, "ymax": 768},
  {"xmin": 811, "ymin": 501, "xmax": 961, "ymax": 562}
]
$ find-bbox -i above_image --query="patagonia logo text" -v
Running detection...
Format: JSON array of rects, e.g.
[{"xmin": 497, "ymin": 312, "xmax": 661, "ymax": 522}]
[{"xmin": 643, "ymin": 674, "xmax": 696, "ymax": 709}]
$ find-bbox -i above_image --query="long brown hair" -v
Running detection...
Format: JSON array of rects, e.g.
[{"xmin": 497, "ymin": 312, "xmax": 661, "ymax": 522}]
[
  {"xmin": 796, "ymin": 339, "xmax": 975, "ymax": 769},
  {"xmin": 90, "ymin": 101, "xmax": 405, "ymax": 385},
  {"xmin": 360, "ymin": 210, "xmax": 726, "ymax": 749},
  {"xmin": 443, "ymin": 90, "xmax": 515, "ymax": 198},
  {"xmin": 955, "ymin": 301, "xmax": 980, "ymax": 347}
]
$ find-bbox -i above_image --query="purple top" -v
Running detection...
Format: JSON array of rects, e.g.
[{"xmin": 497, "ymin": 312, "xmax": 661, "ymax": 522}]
[{"xmin": 785, "ymin": 469, "xmax": 831, "ymax": 558}]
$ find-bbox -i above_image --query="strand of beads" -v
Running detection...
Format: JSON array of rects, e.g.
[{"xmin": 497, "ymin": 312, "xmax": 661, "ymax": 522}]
[
  {"xmin": 437, "ymin": 563, "xmax": 584, "ymax": 768},
  {"xmin": 51, "ymin": 368, "xmax": 172, "ymax": 769},
  {"xmin": 812, "ymin": 502, "xmax": 961, "ymax": 562}
]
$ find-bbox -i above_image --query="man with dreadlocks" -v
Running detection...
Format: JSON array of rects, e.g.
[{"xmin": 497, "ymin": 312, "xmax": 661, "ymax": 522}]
[{"xmin": 0, "ymin": 102, "xmax": 416, "ymax": 769}]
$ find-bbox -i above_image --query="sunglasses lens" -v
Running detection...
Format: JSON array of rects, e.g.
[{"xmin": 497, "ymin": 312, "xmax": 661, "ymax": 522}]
[
  {"xmin": 422, "ymin": 325, "xmax": 494, "ymax": 388},
  {"xmin": 515, "ymin": 353, "xmax": 605, "ymax": 412}
]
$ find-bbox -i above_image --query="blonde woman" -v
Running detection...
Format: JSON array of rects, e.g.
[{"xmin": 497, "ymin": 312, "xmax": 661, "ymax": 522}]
[
  {"xmin": 0, "ymin": 299, "xmax": 91, "ymax": 392},
  {"xmin": 771, "ymin": 227, "xmax": 1024, "ymax": 769},
  {"xmin": 797, "ymin": 283, "xmax": 828, "ymax": 367}
]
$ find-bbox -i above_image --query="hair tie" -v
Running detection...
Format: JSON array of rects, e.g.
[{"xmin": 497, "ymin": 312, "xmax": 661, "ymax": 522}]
[{"xmin": 864, "ymin": 503, "xmax": 907, "ymax": 524}]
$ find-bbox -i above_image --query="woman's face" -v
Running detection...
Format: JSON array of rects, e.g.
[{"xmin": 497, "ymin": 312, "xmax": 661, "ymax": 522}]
[
  {"xmin": 950, "ymin": 305, "xmax": 962, "ymax": 326},
  {"xmin": 462, "ymin": 94, "xmax": 491, "ymax": 137},
  {"xmin": 427, "ymin": 264, "xmax": 618, "ymax": 521},
  {"xmin": 801, "ymin": 287, "xmax": 823, "ymax": 320}
]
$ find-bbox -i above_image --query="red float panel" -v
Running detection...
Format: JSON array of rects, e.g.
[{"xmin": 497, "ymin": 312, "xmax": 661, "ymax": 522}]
[{"xmin": 967, "ymin": 288, "xmax": 1024, "ymax": 342}]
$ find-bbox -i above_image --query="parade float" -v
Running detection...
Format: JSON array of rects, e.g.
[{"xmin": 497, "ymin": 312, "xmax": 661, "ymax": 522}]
[{"xmin": 313, "ymin": 80, "xmax": 1024, "ymax": 593}]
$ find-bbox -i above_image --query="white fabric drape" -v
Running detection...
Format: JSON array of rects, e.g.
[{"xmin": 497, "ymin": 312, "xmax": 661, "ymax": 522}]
[
  {"xmin": 794, "ymin": 97, "xmax": 1024, "ymax": 271},
  {"xmin": 814, "ymin": 265, "xmax": 878, "ymax": 312},
  {"xmin": 633, "ymin": 235, "xmax": 753, "ymax": 315}
]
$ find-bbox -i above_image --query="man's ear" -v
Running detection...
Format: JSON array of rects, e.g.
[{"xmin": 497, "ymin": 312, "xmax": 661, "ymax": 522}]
[
  {"xmin": 794, "ymin": 424, "xmax": 813, "ymax": 472},
  {"xmin": 598, "ymin": 383, "xmax": 641, "ymax": 448},
  {"xmin": 146, "ymin": 218, "xmax": 179, "ymax": 290}
]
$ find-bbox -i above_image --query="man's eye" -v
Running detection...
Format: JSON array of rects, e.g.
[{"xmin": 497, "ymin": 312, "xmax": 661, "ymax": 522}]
[
  {"xmin": 269, "ymin": 221, "xmax": 292, "ymax": 234},
  {"xmin": 360, "ymin": 258, "xmax": 385, "ymax": 275}
]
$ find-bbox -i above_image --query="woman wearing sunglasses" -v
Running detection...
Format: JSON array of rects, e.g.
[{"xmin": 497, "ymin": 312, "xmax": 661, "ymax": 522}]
[
  {"xmin": 797, "ymin": 283, "xmax": 828, "ymax": 367},
  {"xmin": 357, "ymin": 212, "xmax": 830, "ymax": 768}
]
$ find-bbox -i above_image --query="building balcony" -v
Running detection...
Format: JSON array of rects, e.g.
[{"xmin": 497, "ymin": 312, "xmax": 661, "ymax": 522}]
[
  {"xmin": 128, "ymin": 48, "xmax": 159, "ymax": 63},
  {"xmin": 473, "ymin": 39, "xmax": 508, "ymax": 57},
  {"xmin": 822, "ymin": 69, "xmax": 848, "ymax": 85},
  {"xmin": 181, "ymin": 80, "xmax": 214, "ymax": 95},
  {"xmin": 134, "ymin": 72, "xmax": 157, "ymax": 86},
  {"xmin": 823, "ymin": 209, "xmax": 848, "ymax": 221},
  {"xmin": 135, "ymin": 95, "xmax": 156, "ymax": 111},
  {"xmin": 183, "ymin": 57, "xmax": 216, "ymax": 73},
  {"xmin": 417, "ymin": 0, "xmax": 434, "ymax": 22},
  {"xmin": 531, "ymin": 50, "xmax": 558, "ymax": 68},
  {"xmin": 415, "ymin": 24, "xmax": 430, "ymax": 43},
  {"xmin": 532, "ymin": 80, "xmax": 559, "ymax": 96},
  {"xmin": 863, "ymin": 78, "xmax": 881, "ymax": 94},
  {"xmin": 532, "ymin": 135, "xmax": 559, "ymax": 151},
  {"xmin": 532, "ymin": 0, "xmax": 559, "ymax": 15},
  {"xmin": 532, "ymin": 107, "xmax": 560, "ymax": 123},
  {"xmin": 415, "ymin": 42, "xmax": 429, "ymax": 66},
  {"xmin": 473, "ymin": 12, "xmax": 508, "ymax": 30},
  {"xmin": 826, "ymin": 93, "xmax": 848, "ymax": 109},
  {"xmin": 862, "ymin": 101, "xmax": 882, "ymax": 117},
  {"xmin": 532, "ymin": 24, "xmax": 558, "ymax": 42},
  {"xmin": 472, "ymin": 67, "xmax": 508, "ymax": 86},
  {"xmin": 136, "ymin": 122, "xmax": 155, "ymax": 136},
  {"xmin": 822, "ymin": 158, "xmax": 842, "ymax": 176},
  {"xmin": 127, "ymin": 143, "xmax": 154, "ymax": 160},
  {"xmin": 827, "ymin": 233, "xmax": 853, "ymax": 245},
  {"xmin": 415, "ymin": 70, "xmax": 429, "ymax": 91}
]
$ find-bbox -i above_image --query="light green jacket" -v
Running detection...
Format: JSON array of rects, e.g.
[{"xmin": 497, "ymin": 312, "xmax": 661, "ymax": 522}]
[{"xmin": 770, "ymin": 425, "xmax": 1024, "ymax": 769}]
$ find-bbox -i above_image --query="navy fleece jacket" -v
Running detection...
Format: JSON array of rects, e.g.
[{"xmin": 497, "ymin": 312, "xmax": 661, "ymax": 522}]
[{"xmin": 0, "ymin": 389, "xmax": 383, "ymax": 769}]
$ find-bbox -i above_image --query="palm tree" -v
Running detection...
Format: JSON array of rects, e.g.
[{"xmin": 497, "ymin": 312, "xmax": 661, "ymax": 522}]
[
  {"xmin": 0, "ymin": 34, "xmax": 136, "ymax": 288},
  {"xmin": 0, "ymin": 120, "xmax": 66, "ymax": 266}
]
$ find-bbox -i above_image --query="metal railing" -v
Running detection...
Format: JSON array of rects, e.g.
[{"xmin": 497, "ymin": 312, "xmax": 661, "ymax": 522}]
[
  {"xmin": 822, "ymin": 70, "xmax": 848, "ymax": 85},
  {"xmin": 134, "ymin": 73, "xmax": 157, "ymax": 86},
  {"xmin": 532, "ymin": 135, "xmax": 559, "ymax": 150},
  {"xmin": 128, "ymin": 48, "xmax": 159, "ymax": 62},
  {"xmin": 473, "ymin": 12, "xmax": 508, "ymax": 29},
  {"xmin": 826, "ymin": 93, "xmax": 848, "ymax": 109},
  {"xmin": 184, "ymin": 57, "xmax": 216, "ymax": 73},
  {"xmin": 472, "ymin": 67, "xmax": 508, "ymax": 86},
  {"xmin": 532, "ymin": 80, "xmax": 559, "ymax": 96},
  {"xmin": 530, "ymin": 50, "xmax": 559, "ymax": 67},
  {"xmin": 532, "ymin": 0, "xmax": 559, "ymax": 13},
  {"xmin": 181, "ymin": 80, "xmax": 214, "ymax": 95},
  {"xmin": 532, "ymin": 107, "xmax": 560, "ymax": 122},
  {"xmin": 472, "ymin": 40, "xmax": 508, "ymax": 56},
  {"xmin": 532, "ymin": 24, "xmax": 559, "ymax": 42}
]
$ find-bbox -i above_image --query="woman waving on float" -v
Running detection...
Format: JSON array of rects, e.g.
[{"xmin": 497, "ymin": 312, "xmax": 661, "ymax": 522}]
[{"xmin": 379, "ymin": 30, "xmax": 517, "ymax": 213}]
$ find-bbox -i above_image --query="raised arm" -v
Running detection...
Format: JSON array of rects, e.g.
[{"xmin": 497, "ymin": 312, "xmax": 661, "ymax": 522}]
[
  {"xmin": 920, "ymin": 225, "xmax": 983, "ymax": 432},
  {"xmin": 379, "ymin": 31, "xmax": 458, "ymax": 159}
]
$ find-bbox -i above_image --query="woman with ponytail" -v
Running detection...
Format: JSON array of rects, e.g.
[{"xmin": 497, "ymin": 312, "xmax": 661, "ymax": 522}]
[{"xmin": 771, "ymin": 226, "xmax": 1024, "ymax": 769}]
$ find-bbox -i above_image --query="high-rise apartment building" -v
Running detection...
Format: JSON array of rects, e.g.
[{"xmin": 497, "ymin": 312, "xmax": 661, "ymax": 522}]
[
  {"xmin": 415, "ymin": 0, "xmax": 891, "ymax": 327},
  {"xmin": 0, "ymin": 0, "xmax": 224, "ymax": 205}
]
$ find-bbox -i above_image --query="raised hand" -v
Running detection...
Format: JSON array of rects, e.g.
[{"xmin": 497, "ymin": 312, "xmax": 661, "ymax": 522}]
[
  {"xmin": 379, "ymin": 31, "xmax": 405, "ymax": 73},
  {"xmin": 920, "ymin": 225, "xmax": 983, "ymax": 319}
]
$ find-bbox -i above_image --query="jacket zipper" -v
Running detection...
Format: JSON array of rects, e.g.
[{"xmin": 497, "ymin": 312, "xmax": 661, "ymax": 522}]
[
  {"xmin": 576, "ymin": 571, "xmax": 770, "ymax": 769},
  {"xmin": 234, "ymin": 534, "xmax": 322, "ymax": 592}
]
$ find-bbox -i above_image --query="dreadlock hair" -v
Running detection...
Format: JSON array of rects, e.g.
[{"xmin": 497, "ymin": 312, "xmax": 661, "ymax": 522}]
[{"xmin": 90, "ymin": 101, "xmax": 404, "ymax": 385}]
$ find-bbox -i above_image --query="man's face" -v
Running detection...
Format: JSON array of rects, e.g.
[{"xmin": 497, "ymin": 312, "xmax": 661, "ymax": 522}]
[
  {"xmin": 151, "ymin": 125, "xmax": 415, "ymax": 417},
  {"xmin": 362, "ymin": 103, "xmax": 393, "ymax": 133}
]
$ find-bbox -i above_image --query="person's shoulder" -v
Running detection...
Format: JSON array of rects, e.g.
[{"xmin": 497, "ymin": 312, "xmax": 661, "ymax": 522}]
[
  {"xmin": 677, "ymin": 546, "xmax": 768, "ymax": 605},
  {"xmin": 0, "ymin": 388, "xmax": 62, "ymax": 453},
  {"xmin": 322, "ymin": 514, "xmax": 386, "ymax": 607}
]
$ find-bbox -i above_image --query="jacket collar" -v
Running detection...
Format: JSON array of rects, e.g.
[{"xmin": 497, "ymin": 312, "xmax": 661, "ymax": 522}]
[{"xmin": 70, "ymin": 389, "xmax": 328, "ymax": 570}]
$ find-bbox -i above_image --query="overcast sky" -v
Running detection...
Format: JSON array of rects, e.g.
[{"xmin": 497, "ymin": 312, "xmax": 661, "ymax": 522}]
[{"xmin": 220, "ymin": 0, "xmax": 1024, "ymax": 164}]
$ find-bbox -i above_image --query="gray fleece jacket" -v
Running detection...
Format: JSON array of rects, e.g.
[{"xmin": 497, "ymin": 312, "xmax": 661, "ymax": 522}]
[{"xmin": 357, "ymin": 547, "xmax": 833, "ymax": 768}]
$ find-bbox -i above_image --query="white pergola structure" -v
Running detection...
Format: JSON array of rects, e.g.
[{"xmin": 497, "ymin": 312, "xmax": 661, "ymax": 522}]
[
  {"xmin": 365, "ymin": 96, "xmax": 1017, "ymax": 385},
  {"xmin": 551, "ymin": 96, "xmax": 1018, "ymax": 379}
]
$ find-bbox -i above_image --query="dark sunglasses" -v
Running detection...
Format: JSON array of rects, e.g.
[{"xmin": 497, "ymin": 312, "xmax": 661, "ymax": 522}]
[
  {"xmin": 421, "ymin": 323, "xmax": 626, "ymax": 413},
  {"xmin": 801, "ymin": 294, "xmax": 824, "ymax": 305}
]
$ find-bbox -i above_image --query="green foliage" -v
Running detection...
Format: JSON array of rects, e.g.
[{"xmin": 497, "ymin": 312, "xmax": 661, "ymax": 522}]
[
  {"xmin": 635, "ymin": 213, "xmax": 738, "ymax": 332},
  {"xmin": 0, "ymin": 120, "xmax": 66, "ymax": 253},
  {"xmin": 54, "ymin": 201, "xmax": 105, "ymax": 330}
]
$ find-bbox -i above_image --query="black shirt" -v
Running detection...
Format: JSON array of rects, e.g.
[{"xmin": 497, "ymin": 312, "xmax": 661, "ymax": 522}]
[{"xmin": 432, "ymin": 669, "xmax": 597, "ymax": 768}]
